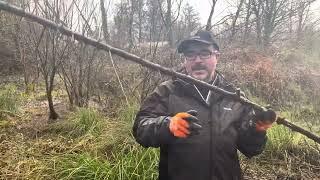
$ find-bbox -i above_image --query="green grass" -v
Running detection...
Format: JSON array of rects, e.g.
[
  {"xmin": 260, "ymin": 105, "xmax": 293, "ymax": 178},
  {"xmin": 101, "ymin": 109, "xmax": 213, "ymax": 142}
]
[
  {"xmin": 25, "ymin": 104, "xmax": 159, "ymax": 180},
  {"xmin": 0, "ymin": 84, "xmax": 21, "ymax": 114},
  {"xmin": 1, "ymin": 99, "xmax": 319, "ymax": 179},
  {"xmin": 68, "ymin": 108, "xmax": 104, "ymax": 136},
  {"xmin": 49, "ymin": 145, "xmax": 159, "ymax": 180},
  {"xmin": 265, "ymin": 125, "xmax": 298, "ymax": 158},
  {"xmin": 40, "ymin": 108, "xmax": 106, "ymax": 138},
  {"xmin": 239, "ymin": 123, "xmax": 320, "ymax": 179}
]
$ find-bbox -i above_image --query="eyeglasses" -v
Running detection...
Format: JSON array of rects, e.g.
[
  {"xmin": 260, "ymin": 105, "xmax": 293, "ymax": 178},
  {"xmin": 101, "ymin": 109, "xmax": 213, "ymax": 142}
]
[{"xmin": 184, "ymin": 51, "xmax": 220, "ymax": 61}]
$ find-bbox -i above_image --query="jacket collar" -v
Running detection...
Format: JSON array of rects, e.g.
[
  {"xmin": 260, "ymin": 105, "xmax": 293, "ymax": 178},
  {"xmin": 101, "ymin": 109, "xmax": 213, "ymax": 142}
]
[{"xmin": 173, "ymin": 72, "xmax": 234, "ymax": 106}]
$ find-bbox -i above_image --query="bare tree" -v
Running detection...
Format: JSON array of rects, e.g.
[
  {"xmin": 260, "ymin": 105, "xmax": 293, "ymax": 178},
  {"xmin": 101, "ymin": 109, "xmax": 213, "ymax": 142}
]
[
  {"xmin": 60, "ymin": 43, "xmax": 98, "ymax": 107},
  {"xmin": 296, "ymin": 0, "xmax": 315, "ymax": 42},
  {"xmin": 250, "ymin": 0, "xmax": 290, "ymax": 46},
  {"xmin": 24, "ymin": 0, "xmax": 76, "ymax": 120},
  {"xmin": 113, "ymin": 1, "xmax": 131, "ymax": 47},
  {"xmin": 206, "ymin": 0, "xmax": 218, "ymax": 31},
  {"xmin": 14, "ymin": 20, "xmax": 40, "ymax": 94},
  {"xmin": 137, "ymin": 0, "xmax": 145, "ymax": 43},
  {"xmin": 154, "ymin": 0, "xmax": 182, "ymax": 47},
  {"xmin": 179, "ymin": 3, "xmax": 200, "ymax": 37},
  {"xmin": 263, "ymin": 0, "xmax": 290, "ymax": 46},
  {"xmin": 230, "ymin": 0, "xmax": 245, "ymax": 42},
  {"xmin": 57, "ymin": 0, "xmax": 103, "ymax": 108},
  {"xmin": 243, "ymin": 0, "xmax": 253, "ymax": 43},
  {"xmin": 100, "ymin": 0, "xmax": 109, "ymax": 42},
  {"xmin": 251, "ymin": 0, "xmax": 263, "ymax": 45},
  {"xmin": 165, "ymin": 0, "xmax": 173, "ymax": 47}
]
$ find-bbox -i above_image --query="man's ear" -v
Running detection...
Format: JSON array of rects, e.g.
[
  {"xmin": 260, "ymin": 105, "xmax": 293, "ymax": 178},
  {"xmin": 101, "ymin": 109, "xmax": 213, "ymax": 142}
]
[{"xmin": 215, "ymin": 52, "xmax": 220, "ymax": 62}]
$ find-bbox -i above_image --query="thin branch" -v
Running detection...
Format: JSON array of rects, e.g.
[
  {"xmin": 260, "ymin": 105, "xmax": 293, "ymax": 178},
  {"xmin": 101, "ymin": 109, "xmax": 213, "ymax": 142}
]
[
  {"xmin": 108, "ymin": 50, "xmax": 130, "ymax": 106},
  {"xmin": 73, "ymin": 0, "xmax": 97, "ymax": 35}
]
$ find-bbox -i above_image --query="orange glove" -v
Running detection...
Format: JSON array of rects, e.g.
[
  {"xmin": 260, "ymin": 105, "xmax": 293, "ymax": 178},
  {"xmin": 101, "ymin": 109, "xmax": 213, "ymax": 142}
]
[
  {"xmin": 169, "ymin": 110, "xmax": 201, "ymax": 138},
  {"xmin": 255, "ymin": 109, "xmax": 277, "ymax": 132},
  {"xmin": 256, "ymin": 121, "xmax": 273, "ymax": 131}
]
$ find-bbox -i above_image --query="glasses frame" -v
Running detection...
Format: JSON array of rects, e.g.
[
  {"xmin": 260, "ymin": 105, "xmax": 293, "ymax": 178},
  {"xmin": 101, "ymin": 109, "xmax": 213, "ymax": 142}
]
[{"xmin": 184, "ymin": 50, "xmax": 220, "ymax": 61}]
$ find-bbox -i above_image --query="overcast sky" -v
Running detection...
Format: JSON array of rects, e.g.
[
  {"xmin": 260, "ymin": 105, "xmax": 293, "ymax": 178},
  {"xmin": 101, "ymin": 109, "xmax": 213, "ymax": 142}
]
[
  {"xmin": 187, "ymin": 0, "xmax": 235, "ymax": 25},
  {"xmin": 106, "ymin": 0, "xmax": 320, "ymax": 26},
  {"xmin": 187, "ymin": 0, "xmax": 320, "ymax": 25}
]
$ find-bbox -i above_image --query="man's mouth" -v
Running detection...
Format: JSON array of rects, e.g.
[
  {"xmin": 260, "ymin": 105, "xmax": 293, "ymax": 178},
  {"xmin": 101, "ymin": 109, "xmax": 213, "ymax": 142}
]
[
  {"xmin": 192, "ymin": 69, "xmax": 207, "ymax": 75},
  {"xmin": 192, "ymin": 69, "xmax": 207, "ymax": 76},
  {"xmin": 192, "ymin": 65, "xmax": 207, "ymax": 71},
  {"xmin": 191, "ymin": 65, "xmax": 208, "ymax": 76},
  {"xmin": 192, "ymin": 67, "xmax": 207, "ymax": 72}
]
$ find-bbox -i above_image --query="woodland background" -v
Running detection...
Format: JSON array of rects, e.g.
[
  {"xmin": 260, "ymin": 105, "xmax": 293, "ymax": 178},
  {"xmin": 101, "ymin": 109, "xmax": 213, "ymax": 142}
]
[{"xmin": 0, "ymin": 0, "xmax": 319, "ymax": 179}]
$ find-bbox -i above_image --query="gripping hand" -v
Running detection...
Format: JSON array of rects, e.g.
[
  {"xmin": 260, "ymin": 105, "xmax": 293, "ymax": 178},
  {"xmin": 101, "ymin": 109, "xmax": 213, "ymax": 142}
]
[
  {"xmin": 255, "ymin": 109, "xmax": 277, "ymax": 132},
  {"xmin": 169, "ymin": 110, "xmax": 202, "ymax": 138}
]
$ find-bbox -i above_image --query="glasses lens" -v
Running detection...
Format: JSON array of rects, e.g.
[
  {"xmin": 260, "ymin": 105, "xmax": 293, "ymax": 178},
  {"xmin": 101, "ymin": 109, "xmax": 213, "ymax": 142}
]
[
  {"xmin": 184, "ymin": 51, "xmax": 214, "ymax": 61},
  {"xmin": 199, "ymin": 51, "xmax": 212, "ymax": 59},
  {"xmin": 184, "ymin": 52, "xmax": 196, "ymax": 60}
]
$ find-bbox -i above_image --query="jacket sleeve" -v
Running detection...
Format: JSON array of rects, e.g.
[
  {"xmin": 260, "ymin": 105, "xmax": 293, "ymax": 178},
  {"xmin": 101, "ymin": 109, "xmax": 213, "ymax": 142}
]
[
  {"xmin": 237, "ymin": 106, "xmax": 267, "ymax": 158},
  {"xmin": 133, "ymin": 82, "xmax": 175, "ymax": 148}
]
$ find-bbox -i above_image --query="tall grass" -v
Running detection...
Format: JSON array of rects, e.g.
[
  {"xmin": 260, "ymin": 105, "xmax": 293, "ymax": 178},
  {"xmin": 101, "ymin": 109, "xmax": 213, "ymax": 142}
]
[
  {"xmin": 68, "ymin": 108, "xmax": 104, "ymax": 136},
  {"xmin": 43, "ymin": 104, "xmax": 159, "ymax": 180},
  {"xmin": 25, "ymin": 103, "xmax": 158, "ymax": 179},
  {"xmin": 51, "ymin": 145, "xmax": 159, "ymax": 180},
  {"xmin": 265, "ymin": 125, "xmax": 298, "ymax": 158},
  {"xmin": 116, "ymin": 103, "xmax": 139, "ymax": 123},
  {"xmin": 0, "ymin": 84, "xmax": 20, "ymax": 114},
  {"xmin": 2, "ymin": 98, "xmax": 318, "ymax": 179}
]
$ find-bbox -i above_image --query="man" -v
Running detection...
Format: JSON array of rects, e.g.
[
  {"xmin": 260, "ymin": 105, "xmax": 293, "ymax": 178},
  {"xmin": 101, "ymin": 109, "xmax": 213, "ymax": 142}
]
[{"xmin": 133, "ymin": 30, "xmax": 276, "ymax": 180}]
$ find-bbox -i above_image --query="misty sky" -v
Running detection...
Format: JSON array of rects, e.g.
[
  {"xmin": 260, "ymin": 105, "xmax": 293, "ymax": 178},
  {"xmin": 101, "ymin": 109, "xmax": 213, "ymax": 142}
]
[
  {"xmin": 105, "ymin": 0, "xmax": 320, "ymax": 26},
  {"xmin": 188, "ymin": 0, "xmax": 320, "ymax": 25}
]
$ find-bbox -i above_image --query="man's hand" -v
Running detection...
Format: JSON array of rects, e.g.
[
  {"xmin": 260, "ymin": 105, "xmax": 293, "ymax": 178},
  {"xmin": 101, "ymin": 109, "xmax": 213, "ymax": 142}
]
[
  {"xmin": 255, "ymin": 109, "xmax": 277, "ymax": 132},
  {"xmin": 169, "ymin": 110, "xmax": 202, "ymax": 138}
]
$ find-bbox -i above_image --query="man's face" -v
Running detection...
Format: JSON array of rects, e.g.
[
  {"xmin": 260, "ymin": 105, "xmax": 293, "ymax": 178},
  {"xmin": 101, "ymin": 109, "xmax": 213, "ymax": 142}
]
[{"xmin": 183, "ymin": 42, "xmax": 219, "ymax": 82}]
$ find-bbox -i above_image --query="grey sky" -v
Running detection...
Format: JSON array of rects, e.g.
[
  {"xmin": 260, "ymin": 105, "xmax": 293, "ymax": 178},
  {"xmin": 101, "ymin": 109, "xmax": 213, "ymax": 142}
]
[
  {"xmin": 187, "ymin": 0, "xmax": 235, "ymax": 25},
  {"xmin": 188, "ymin": 0, "xmax": 320, "ymax": 25},
  {"xmin": 107, "ymin": 0, "xmax": 320, "ymax": 26}
]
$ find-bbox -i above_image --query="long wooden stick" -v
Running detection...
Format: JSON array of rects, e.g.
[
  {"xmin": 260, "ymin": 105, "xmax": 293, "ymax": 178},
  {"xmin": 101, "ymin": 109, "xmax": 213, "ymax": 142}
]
[{"xmin": 0, "ymin": 1, "xmax": 319, "ymax": 144}]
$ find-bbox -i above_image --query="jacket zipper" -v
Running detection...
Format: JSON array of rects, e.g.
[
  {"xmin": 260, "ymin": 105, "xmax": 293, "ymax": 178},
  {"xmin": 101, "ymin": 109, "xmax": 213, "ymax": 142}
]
[{"xmin": 209, "ymin": 108, "xmax": 213, "ymax": 180}]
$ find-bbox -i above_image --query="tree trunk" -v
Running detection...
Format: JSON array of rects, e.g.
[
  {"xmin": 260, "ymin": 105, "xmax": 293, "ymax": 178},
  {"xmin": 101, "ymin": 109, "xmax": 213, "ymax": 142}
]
[
  {"xmin": 45, "ymin": 69, "xmax": 59, "ymax": 121},
  {"xmin": 230, "ymin": 0, "xmax": 245, "ymax": 42},
  {"xmin": 48, "ymin": 32, "xmax": 59, "ymax": 121},
  {"xmin": 128, "ymin": 0, "xmax": 134, "ymax": 49},
  {"xmin": 100, "ymin": 0, "xmax": 109, "ymax": 41},
  {"xmin": 251, "ymin": 0, "xmax": 262, "ymax": 46},
  {"xmin": 296, "ymin": 2, "xmax": 305, "ymax": 42},
  {"xmin": 206, "ymin": 0, "xmax": 217, "ymax": 31},
  {"xmin": 47, "ymin": 86, "xmax": 59, "ymax": 120},
  {"xmin": 256, "ymin": 19, "xmax": 262, "ymax": 45},
  {"xmin": 138, "ymin": 1, "xmax": 143, "ymax": 43},
  {"xmin": 166, "ymin": 0, "xmax": 173, "ymax": 47},
  {"xmin": 243, "ymin": 0, "xmax": 252, "ymax": 43}
]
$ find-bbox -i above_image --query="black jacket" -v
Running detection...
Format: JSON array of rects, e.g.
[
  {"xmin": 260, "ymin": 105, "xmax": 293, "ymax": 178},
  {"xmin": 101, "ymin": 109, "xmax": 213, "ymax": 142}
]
[{"xmin": 133, "ymin": 74, "xmax": 267, "ymax": 180}]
